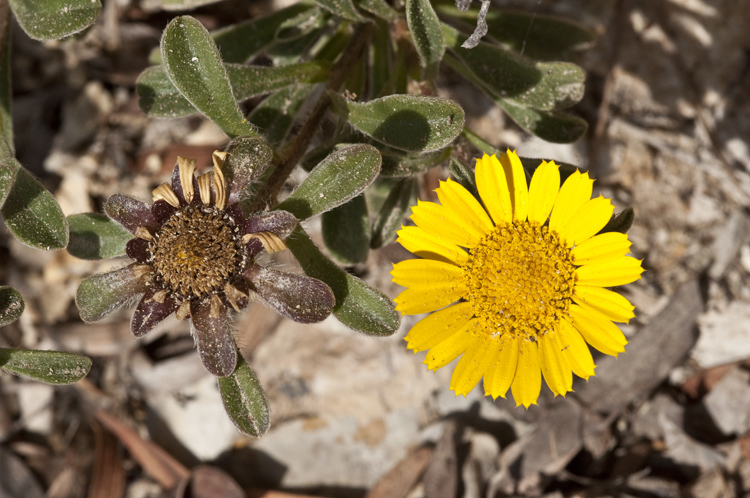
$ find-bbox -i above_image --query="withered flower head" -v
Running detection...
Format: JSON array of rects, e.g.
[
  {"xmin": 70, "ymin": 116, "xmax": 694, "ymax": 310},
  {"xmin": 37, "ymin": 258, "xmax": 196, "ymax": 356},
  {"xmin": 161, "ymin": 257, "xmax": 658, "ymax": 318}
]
[{"xmin": 77, "ymin": 151, "xmax": 335, "ymax": 377}]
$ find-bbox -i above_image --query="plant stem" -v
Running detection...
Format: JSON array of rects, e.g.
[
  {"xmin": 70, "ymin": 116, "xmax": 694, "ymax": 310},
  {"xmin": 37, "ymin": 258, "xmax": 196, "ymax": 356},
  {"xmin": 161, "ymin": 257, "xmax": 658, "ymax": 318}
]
[{"xmin": 251, "ymin": 23, "xmax": 372, "ymax": 212}]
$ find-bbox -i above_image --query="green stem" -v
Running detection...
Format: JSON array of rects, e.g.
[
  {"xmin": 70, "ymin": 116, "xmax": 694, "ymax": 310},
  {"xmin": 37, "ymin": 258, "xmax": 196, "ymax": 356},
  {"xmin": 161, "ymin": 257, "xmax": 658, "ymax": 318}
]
[
  {"xmin": 250, "ymin": 23, "xmax": 372, "ymax": 213},
  {"xmin": 461, "ymin": 127, "xmax": 500, "ymax": 155}
]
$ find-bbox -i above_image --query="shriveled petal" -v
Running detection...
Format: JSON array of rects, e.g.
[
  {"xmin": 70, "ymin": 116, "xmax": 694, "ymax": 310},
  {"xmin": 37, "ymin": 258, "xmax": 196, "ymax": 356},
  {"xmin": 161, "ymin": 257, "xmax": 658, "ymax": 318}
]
[
  {"xmin": 397, "ymin": 226, "xmax": 469, "ymax": 266},
  {"xmin": 126, "ymin": 238, "xmax": 150, "ymax": 263},
  {"xmin": 248, "ymin": 266, "xmax": 335, "ymax": 323},
  {"xmin": 575, "ymin": 256, "xmax": 644, "ymax": 287},
  {"xmin": 557, "ymin": 196, "xmax": 614, "ymax": 246},
  {"xmin": 170, "ymin": 161, "xmax": 199, "ymax": 206},
  {"xmin": 391, "ymin": 259, "xmax": 463, "ymax": 290},
  {"xmin": 571, "ymin": 232, "xmax": 632, "ymax": 265},
  {"xmin": 76, "ymin": 263, "xmax": 148, "ymax": 322},
  {"xmin": 190, "ymin": 298, "xmax": 237, "ymax": 377},
  {"xmin": 558, "ymin": 318, "xmax": 596, "ymax": 380},
  {"xmin": 483, "ymin": 332, "xmax": 518, "ymax": 399},
  {"xmin": 475, "ymin": 154, "xmax": 512, "ymax": 225},
  {"xmin": 424, "ymin": 319, "xmax": 477, "ymax": 370},
  {"xmin": 131, "ymin": 289, "xmax": 178, "ymax": 338},
  {"xmin": 538, "ymin": 330, "xmax": 572, "ymax": 397},
  {"xmin": 242, "ymin": 210, "xmax": 298, "ymax": 239},
  {"xmin": 435, "ymin": 179, "xmax": 493, "ymax": 239},
  {"xmin": 527, "ymin": 160, "xmax": 560, "ymax": 224},
  {"xmin": 510, "ymin": 336, "xmax": 541, "ymax": 408},
  {"xmin": 569, "ymin": 303, "xmax": 627, "ymax": 357},
  {"xmin": 104, "ymin": 194, "xmax": 159, "ymax": 233},
  {"xmin": 549, "ymin": 170, "xmax": 593, "ymax": 234},
  {"xmin": 451, "ymin": 332, "xmax": 496, "ymax": 397},
  {"xmin": 498, "ymin": 150, "xmax": 529, "ymax": 222},
  {"xmin": 410, "ymin": 200, "xmax": 482, "ymax": 248},
  {"xmin": 405, "ymin": 302, "xmax": 474, "ymax": 352},
  {"xmin": 573, "ymin": 285, "xmax": 635, "ymax": 323}
]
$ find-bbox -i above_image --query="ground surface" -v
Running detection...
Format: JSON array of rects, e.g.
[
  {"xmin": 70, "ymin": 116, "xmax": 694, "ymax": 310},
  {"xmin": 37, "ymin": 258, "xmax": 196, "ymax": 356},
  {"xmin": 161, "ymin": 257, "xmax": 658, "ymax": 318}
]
[{"xmin": 1, "ymin": 0, "xmax": 750, "ymax": 497}]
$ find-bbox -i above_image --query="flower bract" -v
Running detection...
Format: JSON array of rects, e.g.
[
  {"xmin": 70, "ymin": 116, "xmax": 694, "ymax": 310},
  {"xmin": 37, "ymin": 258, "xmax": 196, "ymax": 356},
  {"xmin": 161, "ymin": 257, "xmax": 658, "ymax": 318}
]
[
  {"xmin": 76, "ymin": 147, "xmax": 335, "ymax": 377},
  {"xmin": 391, "ymin": 150, "xmax": 644, "ymax": 407}
]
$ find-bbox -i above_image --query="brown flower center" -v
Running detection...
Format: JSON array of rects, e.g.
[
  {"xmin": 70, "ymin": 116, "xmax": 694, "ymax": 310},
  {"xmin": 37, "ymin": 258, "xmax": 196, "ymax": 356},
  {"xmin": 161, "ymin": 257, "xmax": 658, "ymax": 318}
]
[{"xmin": 150, "ymin": 206, "xmax": 243, "ymax": 299}]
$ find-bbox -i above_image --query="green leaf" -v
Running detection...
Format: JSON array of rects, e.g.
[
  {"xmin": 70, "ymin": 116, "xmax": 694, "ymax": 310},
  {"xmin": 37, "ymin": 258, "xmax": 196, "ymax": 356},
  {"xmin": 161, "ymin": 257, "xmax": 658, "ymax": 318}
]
[
  {"xmin": 287, "ymin": 227, "xmax": 400, "ymax": 336},
  {"xmin": 442, "ymin": 24, "xmax": 585, "ymax": 111},
  {"xmin": 0, "ymin": 164, "xmax": 16, "ymax": 210},
  {"xmin": 0, "ymin": 159, "xmax": 68, "ymax": 250},
  {"xmin": 277, "ymin": 144, "xmax": 381, "ymax": 219},
  {"xmin": 370, "ymin": 178, "xmax": 415, "ymax": 249},
  {"xmin": 330, "ymin": 93, "xmax": 464, "ymax": 153},
  {"xmin": 267, "ymin": 26, "xmax": 325, "ymax": 66},
  {"xmin": 276, "ymin": 6, "xmax": 329, "ymax": 42},
  {"xmin": 405, "ymin": 0, "xmax": 444, "ymax": 80},
  {"xmin": 599, "ymin": 207, "xmax": 635, "ymax": 235},
  {"xmin": 497, "ymin": 99, "xmax": 588, "ymax": 144},
  {"xmin": 153, "ymin": 0, "xmax": 223, "ymax": 11},
  {"xmin": 76, "ymin": 265, "xmax": 147, "ymax": 323},
  {"xmin": 355, "ymin": 0, "xmax": 399, "ymax": 21},
  {"xmin": 322, "ymin": 195, "xmax": 369, "ymax": 265},
  {"xmin": 368, "ymin": 20, "xmax": 392, "ymax": 99},
  {"xmin": 8, "ymin": 0, "xmax": 101, "ymax": 40},
  {"xmin": 223, "ymin": 136, "xmax": 275, "ymax": 216},
  {"xmin": 0, "ymin": 3, "xmax": 12, "ymax": 149},
  {"xmin": 0, "ymin": 348, "xmax": 91, "ymax": 384},
  {"xmin": 449, "ymin": 157, "xmax": 479, "ymax": 200},
  {"xmin": 67, "ymin": 213, "xmax": 133, "ymax": 260},
  {"xmin": 0, "ymin": 286, "xmax": 24, "ymax": 327},
  {"xmin": 161, "ymin": 16, "xmax": 255, "ymax": 138},
  {"xmin": 249, "ymin": 85, "xmax": 314, "ymax": 147},
  {"xmin": 313, "ymin": 0, "xmax": 367, "ymax": 22},
  {"xmin": 138, "ymin": 62, "xmax": 330, "ymax": 118},
  {"xmin": 218, "ymin": 353, "xmax": 270, "ymax": 437},
  {"xmin": 379, "ymin": 145, "xmax": 452, "ymax": 177}
]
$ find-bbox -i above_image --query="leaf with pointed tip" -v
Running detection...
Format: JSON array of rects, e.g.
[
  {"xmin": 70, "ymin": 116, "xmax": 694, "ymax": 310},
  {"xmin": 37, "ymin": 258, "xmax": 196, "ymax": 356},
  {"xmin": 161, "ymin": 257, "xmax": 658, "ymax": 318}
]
[
  {"xmin": 355, "ymin": 0, "xmax": 398, "ymax": 21},
  {"xmin": 161, "ymin": 16, "xmax": 255, "ymax": 138},
  {"xmin": 287, "ymin": 227, "xmax": 400, "ymax": 336},
  {"xmin": 322, "ymin": 195, "xmax": 369, "ymax": 265},
  {"xmin": 313, "ymin": 0, "xmax": 367, "ymax": 22},
  {"xmin": 0, "ymin": 348, "xmax": 91, "ymax": 385},
  {"xmin": 67, "ymin": 213, "xmax": 133, "ymax": 260},
  {"xmin": 599, "ymin": 207, "xmax": 635, "ymax": 235},
  {"xmin": 0, "ymin": 286, "xmax": 24, "ymax": 327},
  {"xmin": 370, "ymin": 178, "xmax": 415, "ymax": 249},
  {"xmin": 330, "ymin": 93, "xmax": 464, "ymax": 153},
  {"xmin": 449, "ymin": 157, "xmax": 479, "ymax": 200},
  {"xmin": 497, "ymin": 98, "xmax": 588, "ymax": 144},
  {"xmin": 278, "ymin": 144, "xmax": 381, "ymax": 219},
  {"xmin": 405, "ymin": 0, "xmax": 444, "ymax": 80},
  {"xmin": 137, "ymin": 62, "xmax": 330, "ymax": 118},
  {"xmin": 76, "ymin": 265, "xmax": 147, "ymax": 323},
  {"xmin": 218, "ymin": 354, "xmax": 270, "ymax": 437},
  {"xmin": 442, "ymin": 24, "xmax": 585, "ymax": 111},
  {"xmin": 8, "ymin": 0, "xmax": 101, "ymax": 41},
  {"xmin": 249, "ymin": 85, "xmax": 314, "ymax": 147}
]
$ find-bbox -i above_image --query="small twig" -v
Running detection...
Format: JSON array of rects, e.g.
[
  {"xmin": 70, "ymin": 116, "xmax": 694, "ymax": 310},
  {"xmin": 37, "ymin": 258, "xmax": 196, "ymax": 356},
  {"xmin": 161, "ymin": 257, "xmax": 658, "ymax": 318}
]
[{"xmin": 251, "ymin": 23, "xmax": 372, "ymax": 212}]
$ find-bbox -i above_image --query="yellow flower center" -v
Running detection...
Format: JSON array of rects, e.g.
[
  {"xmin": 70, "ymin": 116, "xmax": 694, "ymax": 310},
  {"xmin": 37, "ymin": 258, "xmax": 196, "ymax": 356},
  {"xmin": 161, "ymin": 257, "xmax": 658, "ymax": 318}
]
[
  {"xmin": 151, "ymin": 206, "xmax": 243, "ymax": 299},
  {"xmin": 462, "ymin": 222, "xmax": 576, "ymax": 339}
]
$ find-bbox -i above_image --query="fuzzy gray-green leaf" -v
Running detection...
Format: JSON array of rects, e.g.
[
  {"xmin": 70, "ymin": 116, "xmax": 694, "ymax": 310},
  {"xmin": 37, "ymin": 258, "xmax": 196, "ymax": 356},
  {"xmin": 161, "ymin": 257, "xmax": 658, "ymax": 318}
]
[
  {"xmin": 355, "ymin": 0, "xmax": 399, "ymax": 21},
  {"xmin": 0, "ymin": 165, "xmax": 68, "ymax": 250},
  {"xmin": 0, "ymin": 287, "xmax": 24, "ymax": 327},
  {"xmin": 278, "ymin": 144, "xmax": 381, "ymax": 219},
  {"xmin": 313, "ymin": 0, "xmax": 366, "ymax": 22},
  {"xmin": 76, "ymin": 265, "xmax": 147, "ymax": 323},
  {"xmin": 249, "ymin": 85, "xmax": 314, "ymax": 147},
  {"xmin": 322, "ymin": 195, "xmax": 370, "ymax": 265},
  {"xmin": 442, "ymin": 24, "xmax": 585, "ymax": 111},
  {"xmin": 8, "ymin": 0, "xmax": 101, "ymax": 40},
  {"xmin": 331, "ymin": 93, "xmax": 464, "ymax": 153},
  {"xmin": 287, "ymin": 227, "xmax": 400, "ymax": 336},
  {"xmin": 405, "ymin": 0, "xmax": 444, "ymax": 80},
  {"xmin": 218, "ymin": 354, "xmax": 270, "ymax": 437},
  {"xmin": 153, "ymin": 0, "xmax": 223, "ymax": 11},
  {"xmin": 0, "ymin": 348, "xmax": 91, "ymax": 384},
  {"xmin": 67, "ymin": 213, "xmax": 133, "ymax": 260},
  {"xmin": 161, "ymin": 16, "xmax": 255, "ymax": 138},
  {"xmin": 370, "ymin": 178, "xmax": 415, "ymax": 249},
  {"xmin": 378, "ymin": 145, "xmax": 452, "ymax": 177},
  {"xmin": 0, "ymin": 3, "xmax": 11, "ymax": 149},
  {"xmin": 498, "ymin": 99, "xmax": 588, "ymax": 144}
]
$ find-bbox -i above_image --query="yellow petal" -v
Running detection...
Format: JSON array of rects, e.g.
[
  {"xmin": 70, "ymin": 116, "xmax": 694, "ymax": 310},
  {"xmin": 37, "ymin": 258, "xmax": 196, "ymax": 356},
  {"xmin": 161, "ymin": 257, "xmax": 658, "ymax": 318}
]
[
  {"xmin": 510, "ymin": 336, "xmax": 541, "ymax": 408},
  {"xmin": 572, "ymin": 232, "xmax": 632, "ymax": 265},
  {"xmin": 575, "ymin": 256, "xmax": 644, "ymax": 287},
  {"xmin": 436, "ymin": 179, "xmax": 493, "ymax": 238},
  {"xmin": 483, "ymin": 333, "xmax": 518, "ymax": 399},
  {"xmin": 475, "ymin": 154, "xmax": 512, "ymax": 225},
  {"xmin": 424, "ymin": 319, "xmax": 477, "ymax": 370},
  {"xmin": 451, "ymin": 332, "xmax": 495, "ymax": 397},
  {"xmin": 391, "ymin": 259, "xmax": 463, "ymax": 289},
  {"xmin": 527, "ymin": 160, "xmax": 560, "ymax": 224},
  {"xmin": 410, "ymin": 200, "xmax": 481, "ymax": 248},
  {"xmin": 498, "ymin": 150, "xmax": 529, "ymax": 222},
  {"xmin": 394, "ymin": 284, "xmax": 466, "ymax": 315},
  {"xmin": 549, "ymin": 170, "xmax": 593, "ymax": 233},
  {"xmin": 569, "ymin": 303, "xmax": 627, "ymax": 356},
  {"xmin": 573, "ymin": 285, "xmax": 635, "ymax": 323},
  {"xmin": 557, "ymin": 196, "xmax": 614, "ymax": 246},
  {"xmin": 558, "ymin": 318, "xmax": 596, "ymax": 380},
  {"xmin": 397, "ymin": 226, "xmax": 469, "ymax": 266},
  {"xmin": 405, "ymin": 302, "xmax": 474, "ymax": 352},
  {"xmin": 538, "ymin": 330, "xmax": 573, "ymax": 397}
]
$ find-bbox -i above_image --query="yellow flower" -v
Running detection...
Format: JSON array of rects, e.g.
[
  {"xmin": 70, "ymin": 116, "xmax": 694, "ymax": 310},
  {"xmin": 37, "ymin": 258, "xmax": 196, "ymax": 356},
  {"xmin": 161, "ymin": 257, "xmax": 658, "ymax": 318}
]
[{"xmin": 391, "ymin": 150, "xmax": 644, "ymax": 408}]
